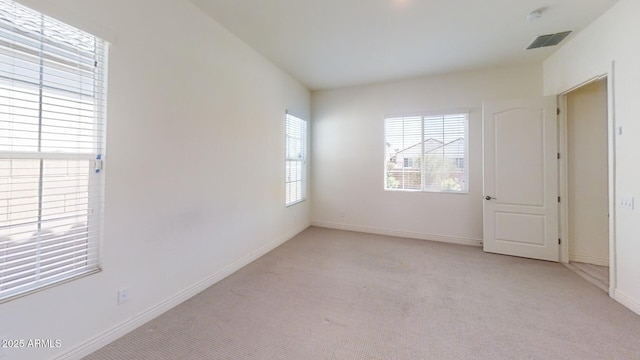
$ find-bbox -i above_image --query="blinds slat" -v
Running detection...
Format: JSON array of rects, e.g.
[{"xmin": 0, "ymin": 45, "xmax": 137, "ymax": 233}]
[
  {"xmin": 0, "ymin": 225, "xmax": 99, "ymax": 251},
  {"xmin": 0, "ymin": 210, "xmax": 94, "ymax": 233},
  {"xmin": 1, "ymin": 262, "xmax": 98, "ymax": 293},
  {"xmin": 0, "ymin": 244, "xmax": 97, "ymax": 279},
  {"xmin": 0, "ymin": 250, "xmax": 99, "ymax": 290},
  {"xmin": 1, "ymin": 242, "xmax": 98, "ymax": 273},
  {"xmin": 0, "ymin": 222, "xmax": 95, "ymax": 243},
  {"xmin": 1, "ymin": 240, "xmax": 97, "ymax": 270},
  {"xmin": 0, "ymin": 85, "xmax": 100, "ymax": 107}
]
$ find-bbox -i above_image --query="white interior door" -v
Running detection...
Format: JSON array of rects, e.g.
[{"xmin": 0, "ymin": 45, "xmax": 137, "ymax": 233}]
[{"xmin": 483, "ymin": 97, "xmax": 559, "ymax": 261}]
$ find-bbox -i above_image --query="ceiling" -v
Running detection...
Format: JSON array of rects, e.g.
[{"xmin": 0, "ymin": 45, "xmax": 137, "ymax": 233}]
[{"xmin": 189, "ymin": 0, "xmax": 619, "ymax": 91}]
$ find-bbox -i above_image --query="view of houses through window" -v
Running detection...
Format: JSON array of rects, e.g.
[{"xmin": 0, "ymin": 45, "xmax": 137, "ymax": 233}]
[{"xmin": 385, "ymin": 113, "xmax": 468, "ymax": 193}]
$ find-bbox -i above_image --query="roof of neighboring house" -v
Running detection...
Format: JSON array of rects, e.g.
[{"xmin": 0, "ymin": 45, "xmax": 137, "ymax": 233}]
[{"xmin": 395, "ymin": 137, "xmax": 464, "ymax": 156}]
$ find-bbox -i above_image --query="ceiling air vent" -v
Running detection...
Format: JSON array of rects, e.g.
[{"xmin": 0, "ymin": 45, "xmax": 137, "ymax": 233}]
[{"xmin": 527, "ymin": 31, "xmax": 572, "ymax": 49}]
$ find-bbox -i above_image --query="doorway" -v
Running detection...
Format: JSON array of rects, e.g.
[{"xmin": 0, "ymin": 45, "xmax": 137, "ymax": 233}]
[{"xmin": 560, "ymin": 78, "xmax": 610, "ymax": 292}]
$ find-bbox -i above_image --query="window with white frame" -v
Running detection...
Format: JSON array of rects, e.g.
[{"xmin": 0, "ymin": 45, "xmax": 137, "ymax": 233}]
[
  {"xmin": 285, "ymin": 113, "xmax": 306, "ymax": 206},
  {"xmin": 0, "ymin": 0, "xmax": 107, "ymax": 302},
  {"xmin": 385, "ymin": 113, "xmax": 468, "ymax": 193}
]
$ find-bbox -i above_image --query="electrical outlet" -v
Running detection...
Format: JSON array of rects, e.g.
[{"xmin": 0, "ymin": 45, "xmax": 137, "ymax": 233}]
[
  {"xmin": 118, "ymin": 288, "xmax": 129, "ymax": 305},
  {"xmin": 619, "ymin": 196, "xmax": 635, "ymax": 210}
]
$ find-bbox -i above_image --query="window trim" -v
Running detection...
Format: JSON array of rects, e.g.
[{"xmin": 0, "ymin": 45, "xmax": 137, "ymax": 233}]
[{"xmin": 384, "ymin": 112, "xmax": 469, "ymax": 194}]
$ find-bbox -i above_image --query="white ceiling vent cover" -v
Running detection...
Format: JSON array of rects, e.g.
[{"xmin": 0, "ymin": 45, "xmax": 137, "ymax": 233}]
[{"xmin": 527, "ymin": 31, "xmax": 572, "ymax": 49}]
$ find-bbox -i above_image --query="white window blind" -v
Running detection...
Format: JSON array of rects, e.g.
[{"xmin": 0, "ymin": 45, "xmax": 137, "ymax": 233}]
[
  {"xmin": 385, "ymin": 113, "xmax": 468, "ymax": 193},
  {"xmin": 0, "ymin": 0, "xmax": 107, "ymax": 302},
  {"xmin": 285, "ymin": 113, "xmax": 306, "ymax": 206},
  {"xmin": 384, "ymin": 116, "xmax": 422, "ymax": 190}
]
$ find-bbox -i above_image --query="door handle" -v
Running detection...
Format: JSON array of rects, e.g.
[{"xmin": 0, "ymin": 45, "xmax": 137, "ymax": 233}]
[{"xmin": 484, "ymin": 196, "xmax": 496, "ymax": 200}]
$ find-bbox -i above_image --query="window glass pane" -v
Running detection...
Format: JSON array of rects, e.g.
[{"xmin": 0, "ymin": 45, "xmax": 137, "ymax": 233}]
[
  {"xmin": 385, "ymin": 116, "xmax": 422, "ymax": 190},
  {"xmin": 385, "ymin": 113, "xmax": 467, "ymax": 193},
  {"xmin": 285, "ymin": 114, "xmax": 306, "ymax": 205},
  {"xmin": 285, "ymin": 182, "xmax": 291, "ymax": 205},
  {"xmin": 0, "ymin": 159, "xmax": 91, "ymax": 295},
  {"xmin": 0, "ymin": 82, "xmax": 40, "ymax": 152},
  {"xmin": 0, "ymin": 0, "xmax": 105, "ymax": 301},
  {"xmin": 423, "ymin": 114, "xmax": 466, "ymax": 192},
  {"xmin": 41, "ymin": 91, "xmax": 98, "ymax": 154}
]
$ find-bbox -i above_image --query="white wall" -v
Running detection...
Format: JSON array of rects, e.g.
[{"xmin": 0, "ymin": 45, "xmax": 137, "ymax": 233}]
[
  {"xmin": 311, "ymin": 65, "xmax": 542, "ymax": 244},
  {"xmin": 0, "ymin": 1, "xmax": 310, "ymax": 359},
  {"xmin": 544, "ymin": 0, "xmax": 640, "ymax": 315},
  {"xmin": 566, "ymin": 80, "xmax": 609, "ymax": 266}
]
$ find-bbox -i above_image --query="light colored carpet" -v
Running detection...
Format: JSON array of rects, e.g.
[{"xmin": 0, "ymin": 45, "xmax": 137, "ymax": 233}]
[
  {"xmin": 85, "ymin": 227, "xmax": 640, "ymax": 360},
  {"xmin": 565, "ymin": 262, "xmax": 609, "ymax": 293}
]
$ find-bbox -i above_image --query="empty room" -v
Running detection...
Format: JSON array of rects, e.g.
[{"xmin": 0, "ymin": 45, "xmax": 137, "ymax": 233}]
[{"xmin": 1, "ymin": 0, "xmax": 640, "ymax": 359}]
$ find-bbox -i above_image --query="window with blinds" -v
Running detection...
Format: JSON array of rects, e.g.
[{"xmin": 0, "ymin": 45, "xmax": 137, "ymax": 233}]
[
  {"xmin": 285, "ymin": 113, "xmax": 306, "ymax": 206},
  {"xmin": 0, "ymin": 0, "xmax": 107, "ymax": 302},
  {"xmin": 385, "ymin": 113, "xmax": 468, "ymax": 193}
]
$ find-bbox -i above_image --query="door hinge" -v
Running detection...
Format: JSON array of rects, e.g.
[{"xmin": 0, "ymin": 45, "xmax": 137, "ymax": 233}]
[
  {"xmin": 557, "ymin": 153, "xmax": 560, "ymax": 159},
  {"xmin": 558, "ymin": 196, "xmax": 561, "ymax": 203},
  {"xmin": 558, "ymin": 239, "xmax": 562, "ymax": 245},
  {"xmin": 557, "ymin": 108, "xmax": 561, "ymax": 115}
]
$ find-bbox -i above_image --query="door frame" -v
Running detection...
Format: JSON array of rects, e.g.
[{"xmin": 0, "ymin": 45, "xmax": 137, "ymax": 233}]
[{"xmin": 557, "ymin": 62, "xmax": 617, "ymax": 297}]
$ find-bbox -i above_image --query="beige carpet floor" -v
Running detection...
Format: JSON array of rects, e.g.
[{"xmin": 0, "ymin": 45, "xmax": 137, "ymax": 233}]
[
  {"xmin": 565, "ymin": 262, "xmax": 609, "ymax": 293},
  {"xmin": 85, "ymin": 227, "xmax": 640, "ymax": 360}
]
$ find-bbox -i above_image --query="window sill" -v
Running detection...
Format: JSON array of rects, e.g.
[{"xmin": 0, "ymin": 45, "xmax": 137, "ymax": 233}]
[
  {"xmin": 286, "ymin": 198, "xmax": 306, "ymax": 207},
  {"xmin": 384, "ymin": 188, "xmax": 469, "ymax": 195},
  {"xmin": 0, "ymin": 267, "xmax": 102, "ymax": 304}
]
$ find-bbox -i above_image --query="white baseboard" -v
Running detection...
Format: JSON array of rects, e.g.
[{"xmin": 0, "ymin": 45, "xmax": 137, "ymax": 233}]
[
  {"xmin": 310, "ymin": 221, "xmax": 482, "ymax": 247},
  {"xmin": 614, "ymin": 289, "xmax": 640, "ymax": 317},
  {"xmin": 569, "ymin": 254, "xmax": 609, "ymax": 267},
  {"xmin": 55, "ymin": 222, "xmax": 310, "ymax": 360}
]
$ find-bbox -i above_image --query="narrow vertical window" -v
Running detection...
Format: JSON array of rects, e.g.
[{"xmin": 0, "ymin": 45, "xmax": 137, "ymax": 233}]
[
  {"xmin": 285, "ymin": 113, "xmax": 306, "ymax": 206},
  {"xmin": 385, "ymin": 113, "xmax": 468, "ymax": 193},
  {"xmin": 0, "ymin": 0, "xmax": 108, "ymax": 302}
]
